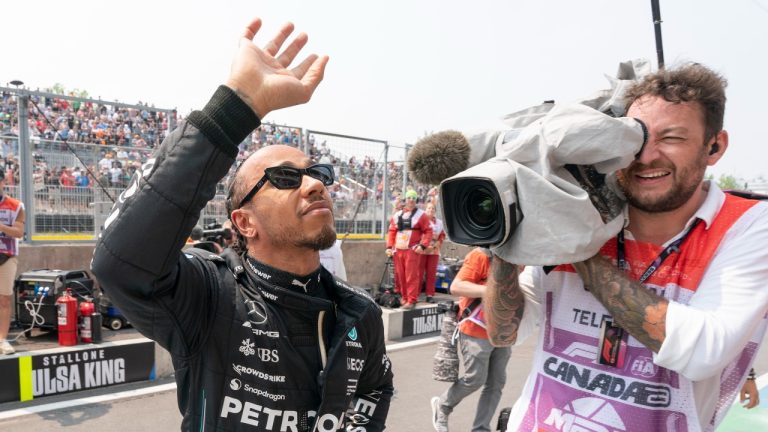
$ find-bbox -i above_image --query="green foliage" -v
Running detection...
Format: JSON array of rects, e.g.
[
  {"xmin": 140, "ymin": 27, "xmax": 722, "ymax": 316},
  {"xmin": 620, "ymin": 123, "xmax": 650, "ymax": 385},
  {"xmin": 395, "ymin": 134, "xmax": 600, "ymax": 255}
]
[
  {"xmin": 49, "ymin": 83, "xmax": 89, "ymax": 98},
  {"xmin": 717, "ymin": 174, "xmax": 740, "ymax": 190}
]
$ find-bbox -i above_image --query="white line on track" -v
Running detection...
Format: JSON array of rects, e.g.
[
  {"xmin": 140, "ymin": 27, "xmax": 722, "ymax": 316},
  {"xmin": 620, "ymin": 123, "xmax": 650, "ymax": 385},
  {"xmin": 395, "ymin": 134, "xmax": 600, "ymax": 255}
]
[
  {"xmin": 0, "ymin": 383, "xmax": 177, "ymax": 420},
  {"xmin": 0, "ymin": 337, "xmax": 440, "ymax": 420}
]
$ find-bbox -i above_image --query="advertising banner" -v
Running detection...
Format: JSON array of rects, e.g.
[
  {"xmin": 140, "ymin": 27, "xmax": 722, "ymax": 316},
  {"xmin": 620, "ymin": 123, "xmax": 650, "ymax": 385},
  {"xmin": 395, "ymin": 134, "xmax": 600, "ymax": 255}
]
[
  {"xmin": 0, "ymin": 339, "xmax": 155, "ymax": 403},
  {"xmin": 401, "ymin": 306, "xmax": 444, "ymax": 338}
]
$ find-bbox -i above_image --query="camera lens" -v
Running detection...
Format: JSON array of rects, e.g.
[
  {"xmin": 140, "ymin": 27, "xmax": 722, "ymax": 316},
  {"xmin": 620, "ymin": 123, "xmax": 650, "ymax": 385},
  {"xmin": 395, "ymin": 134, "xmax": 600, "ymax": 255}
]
[{"xmin": 466, "ymin": 190, "xmax": 497, "ymax": 229}]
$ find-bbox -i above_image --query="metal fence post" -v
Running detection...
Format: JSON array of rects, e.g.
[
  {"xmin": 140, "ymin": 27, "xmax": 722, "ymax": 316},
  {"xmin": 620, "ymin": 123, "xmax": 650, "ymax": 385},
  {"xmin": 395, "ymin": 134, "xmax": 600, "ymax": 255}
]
[
  {"xmin": 16, "ymin": 91, "xmax": 35, "ymax": 243},
  {"xmin": 403, "ymin": 144, "xmax": 411, "ymax": 197},
  {"xmin": 382, "ymin": 142, "xmax": 389, "ymax": 239}
]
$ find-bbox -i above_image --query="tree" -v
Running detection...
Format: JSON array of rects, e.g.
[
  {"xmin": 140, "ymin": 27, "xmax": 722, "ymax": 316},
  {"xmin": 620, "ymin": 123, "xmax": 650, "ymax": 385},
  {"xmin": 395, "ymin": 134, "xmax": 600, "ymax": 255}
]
[
  {"xmin": 717, "ymin": 174, "xmax": 740, "ymax": 190},
  {"xmin": 49, "ymin": 82, "xmax": 89, "ymax": 98}
]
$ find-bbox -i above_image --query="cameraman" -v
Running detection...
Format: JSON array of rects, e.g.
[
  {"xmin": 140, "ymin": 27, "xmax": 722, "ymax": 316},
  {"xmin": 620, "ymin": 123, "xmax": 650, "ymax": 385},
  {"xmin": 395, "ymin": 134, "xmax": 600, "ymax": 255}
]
[
  {"xmin": 188, "ymin": 225, "xmax": 224, "ymax": 254},
  {"xmin": 431, "ymin": 248, "xmax": 511, "ymax": 432},
  {"xmin": 483, "ymin": 64, "xmax": 768, "ymax": 431}
]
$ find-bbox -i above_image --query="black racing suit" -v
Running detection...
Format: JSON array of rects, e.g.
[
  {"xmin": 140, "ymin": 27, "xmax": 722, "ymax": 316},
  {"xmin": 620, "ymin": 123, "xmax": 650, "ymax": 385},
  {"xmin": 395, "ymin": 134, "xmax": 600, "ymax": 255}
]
[{"xmin": 91, "ymin": 86, "xmax": 394, "ymax": 431}]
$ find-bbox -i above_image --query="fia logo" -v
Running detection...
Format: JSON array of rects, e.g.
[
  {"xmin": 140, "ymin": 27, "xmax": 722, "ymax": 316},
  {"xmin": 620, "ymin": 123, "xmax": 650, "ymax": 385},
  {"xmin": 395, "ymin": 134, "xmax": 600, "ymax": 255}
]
[
  {"xmin": 348, "ymin": 327, "xmax": 358, "ymax": 341},
  {"xmin": 239, "ymin": 338, "xmax": 255, "ymax": 356},
  {"xmin": 630, "ymin": 356, "xmax": 657, "ymax": 378}
]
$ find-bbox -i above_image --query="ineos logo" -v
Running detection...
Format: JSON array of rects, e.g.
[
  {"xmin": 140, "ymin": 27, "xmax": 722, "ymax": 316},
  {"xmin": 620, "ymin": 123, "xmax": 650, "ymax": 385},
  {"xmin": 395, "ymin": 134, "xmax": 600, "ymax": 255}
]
[{"xmin": 246, "ymin": 300, "xmax": 268, "ymax": 326}]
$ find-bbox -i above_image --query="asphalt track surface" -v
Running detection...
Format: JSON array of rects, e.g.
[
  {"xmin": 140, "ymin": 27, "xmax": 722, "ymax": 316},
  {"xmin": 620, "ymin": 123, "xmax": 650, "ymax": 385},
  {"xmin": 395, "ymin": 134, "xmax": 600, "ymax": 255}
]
[{"xmin": 1, "ymin": 329, "xmax": 767, "ymax": 431}]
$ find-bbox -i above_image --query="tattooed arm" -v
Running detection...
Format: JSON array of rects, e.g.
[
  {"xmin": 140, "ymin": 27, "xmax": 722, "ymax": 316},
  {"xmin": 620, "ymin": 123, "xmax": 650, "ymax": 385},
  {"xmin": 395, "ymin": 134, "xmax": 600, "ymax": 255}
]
[
  {"xmin": 572, "ymin": 255, "xmax": 668, "ymax": 353},
  {"xmin": 483, "ymin": 255, "xmax": 526, "ymax": 347}
]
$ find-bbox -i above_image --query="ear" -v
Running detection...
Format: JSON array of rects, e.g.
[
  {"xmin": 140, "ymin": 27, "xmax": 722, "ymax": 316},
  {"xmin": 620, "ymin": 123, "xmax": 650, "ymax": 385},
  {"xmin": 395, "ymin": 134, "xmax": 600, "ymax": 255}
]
[
  {"xmin": 230, "ymin": 208, "xmax": 260, "ymax": 241},
  {"xmin": 707, "ymin": 130, "xmax": 728, "ymax": 165}
]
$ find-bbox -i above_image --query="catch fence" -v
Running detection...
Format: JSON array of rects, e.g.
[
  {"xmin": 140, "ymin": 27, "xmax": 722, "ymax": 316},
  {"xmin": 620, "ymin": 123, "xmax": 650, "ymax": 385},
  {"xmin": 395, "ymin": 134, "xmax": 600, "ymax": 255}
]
[{"xmin": 1, "ymin": 86, "xmax": 423, "ymax": 243}]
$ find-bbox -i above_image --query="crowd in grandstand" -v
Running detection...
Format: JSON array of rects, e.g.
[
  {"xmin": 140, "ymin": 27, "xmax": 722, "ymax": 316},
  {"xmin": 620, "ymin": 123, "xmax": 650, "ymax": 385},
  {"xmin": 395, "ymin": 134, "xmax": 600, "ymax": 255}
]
[{"xmin": 1, "ymin": 89, "xmax": 432, "ymax": 223}]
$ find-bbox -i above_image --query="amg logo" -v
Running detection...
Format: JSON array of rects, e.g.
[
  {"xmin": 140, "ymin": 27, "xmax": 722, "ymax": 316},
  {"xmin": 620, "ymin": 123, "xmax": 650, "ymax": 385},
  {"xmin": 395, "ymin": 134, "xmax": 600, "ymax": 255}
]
[
  {"xmin": 252, "ymin": 328, "xmax": 280, "ymax": 338},
  {"xmin": 543, "ymin": 357, "xmax": 671, "ymax": 408}
]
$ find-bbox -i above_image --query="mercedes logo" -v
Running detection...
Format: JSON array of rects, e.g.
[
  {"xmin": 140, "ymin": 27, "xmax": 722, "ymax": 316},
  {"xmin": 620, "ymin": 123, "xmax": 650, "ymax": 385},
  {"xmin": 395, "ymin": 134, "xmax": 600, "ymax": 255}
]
[{"xmin": 246, "ymin": 300, "xmax": 268, "ymax": 325}]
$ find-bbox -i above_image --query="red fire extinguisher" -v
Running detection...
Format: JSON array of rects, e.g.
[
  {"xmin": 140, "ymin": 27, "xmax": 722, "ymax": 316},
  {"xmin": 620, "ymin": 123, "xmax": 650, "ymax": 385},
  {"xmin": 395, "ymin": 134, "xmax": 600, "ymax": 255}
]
[
  {"xmin": 57, "ymin": 288, "xmax": 78, "ymax": 346},
  {"xmin": 79, "ymin": 298, "xmax": 95, "ymax": 343}
]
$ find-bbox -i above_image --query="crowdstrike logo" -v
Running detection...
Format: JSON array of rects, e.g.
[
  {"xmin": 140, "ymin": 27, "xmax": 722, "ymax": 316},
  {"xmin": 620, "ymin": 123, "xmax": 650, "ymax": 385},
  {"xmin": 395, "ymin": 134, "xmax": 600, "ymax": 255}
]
[
  {"xmin": 232, "ymin": 364, "xmax": 286, "ymax": 383},
  {"xmin": 544, "ymin": 397, "xmax": 626, "ymax": 432}
]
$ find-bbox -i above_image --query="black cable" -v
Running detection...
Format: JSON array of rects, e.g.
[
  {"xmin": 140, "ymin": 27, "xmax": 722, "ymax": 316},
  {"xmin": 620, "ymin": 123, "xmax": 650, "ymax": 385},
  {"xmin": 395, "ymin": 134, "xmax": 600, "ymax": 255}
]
[
  {"xmin": 651, "ymin": 0, "xmax": 665, "ymax": 69},
  {"xmin": 26, "ymin": 96, "xmax": 116, "ymax": 203}
]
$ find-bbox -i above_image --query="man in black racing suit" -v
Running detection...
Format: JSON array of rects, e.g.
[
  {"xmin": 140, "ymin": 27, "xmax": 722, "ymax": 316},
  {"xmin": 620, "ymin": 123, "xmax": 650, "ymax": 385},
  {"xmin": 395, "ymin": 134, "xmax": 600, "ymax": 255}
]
[{"xmin": 91, "ymin": 18, "xmax": 393, "ymax": 431}]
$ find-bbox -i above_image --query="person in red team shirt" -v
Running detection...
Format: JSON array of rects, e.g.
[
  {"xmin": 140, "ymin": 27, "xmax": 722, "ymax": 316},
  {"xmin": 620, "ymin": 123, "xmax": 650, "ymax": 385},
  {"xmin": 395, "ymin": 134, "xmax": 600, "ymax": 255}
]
[
  {"xmin": 421, "ymin": 201, "xmax": 445, "ymax": 303},
  {"xmin": 385, "ymin": 189, "xmax": 432, "ymax": 309}
]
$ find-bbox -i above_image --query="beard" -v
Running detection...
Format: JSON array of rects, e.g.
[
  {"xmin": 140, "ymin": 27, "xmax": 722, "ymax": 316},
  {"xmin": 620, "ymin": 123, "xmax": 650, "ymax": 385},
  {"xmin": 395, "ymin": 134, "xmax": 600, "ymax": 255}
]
[
  {"xmin": 268, "ymin": 222, "xmax": 337, "ymax": 251},
  {"xmin": 617, "ymin": 154, "xmax": 707, "ymax": 213},
  {"xmin": 296, "ymin": 223, "xmax": 337, "ymax": 251}
]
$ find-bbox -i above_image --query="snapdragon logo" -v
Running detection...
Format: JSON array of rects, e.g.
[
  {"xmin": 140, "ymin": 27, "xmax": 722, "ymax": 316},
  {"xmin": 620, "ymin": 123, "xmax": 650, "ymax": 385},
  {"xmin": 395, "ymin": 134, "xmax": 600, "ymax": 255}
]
[
  {"xmin": 230, "ymin": 378, "xmax": 242, "ymax": 390},
  {"xmin": 544, "ymin": 397, "xmax": 626, "ymax": 432}
]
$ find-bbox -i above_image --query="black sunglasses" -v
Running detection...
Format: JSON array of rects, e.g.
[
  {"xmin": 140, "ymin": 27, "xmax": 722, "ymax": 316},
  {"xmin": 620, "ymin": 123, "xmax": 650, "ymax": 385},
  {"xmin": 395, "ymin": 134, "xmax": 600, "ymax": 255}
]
[{"xmin": 237, "ymin": 164, "xmax": 335, "ymax": 208}]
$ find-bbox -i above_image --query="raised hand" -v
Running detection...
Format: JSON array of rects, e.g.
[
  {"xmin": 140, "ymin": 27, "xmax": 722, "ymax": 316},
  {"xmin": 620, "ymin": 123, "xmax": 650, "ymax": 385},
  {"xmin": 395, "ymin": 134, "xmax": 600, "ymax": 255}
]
[{"xmin": 226, "ymin": 18, "xmax": 329, "ymax": 118}]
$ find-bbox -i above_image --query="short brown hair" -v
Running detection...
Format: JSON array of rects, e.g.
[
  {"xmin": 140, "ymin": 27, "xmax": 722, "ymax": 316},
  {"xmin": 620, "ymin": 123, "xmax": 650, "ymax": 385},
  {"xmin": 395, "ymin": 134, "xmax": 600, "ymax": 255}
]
[{"xmin": 623, "ymin": 63, "xmax": 727, "ymax": 142}]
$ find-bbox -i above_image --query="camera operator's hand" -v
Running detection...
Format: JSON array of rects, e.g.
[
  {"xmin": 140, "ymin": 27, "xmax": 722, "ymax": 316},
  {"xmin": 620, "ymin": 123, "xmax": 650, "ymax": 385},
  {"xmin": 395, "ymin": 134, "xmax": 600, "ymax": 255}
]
[
  {"xmin": 226, "ymin": 18, "xmax": 329, "ymax": 118},
  {"xmin": 385, "ymin": 248, "xmax": 393, "ymax": 257}
]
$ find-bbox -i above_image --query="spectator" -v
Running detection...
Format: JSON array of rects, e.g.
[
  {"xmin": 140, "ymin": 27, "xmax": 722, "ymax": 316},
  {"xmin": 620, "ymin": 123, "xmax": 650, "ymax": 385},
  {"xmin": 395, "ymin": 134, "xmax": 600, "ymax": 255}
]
[
  {"xmin": 431, "ymin": 248, "xmax": 512, "ymax": 432},
  {"xmin": 421, "ymin": 202, "xmax": 445, "ymax": 303},
  {"xmin": 0, "ymin": 168, "xmax": 25, "ymax": 355},
  {"xmin": 385, "ymin": 189, "xmax": 433, "ymax": 309}
]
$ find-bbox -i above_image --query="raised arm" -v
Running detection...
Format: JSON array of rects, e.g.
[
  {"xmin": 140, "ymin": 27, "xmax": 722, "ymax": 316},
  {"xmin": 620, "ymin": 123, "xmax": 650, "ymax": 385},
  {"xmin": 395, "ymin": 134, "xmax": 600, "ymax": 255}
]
[
  {"xmin": 483, "ymin": 255, "xmax": 525, "ymax": 347},
  {"xmin": 91, "ymin": 18, "xmax": 328, "ymax": 352}
]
